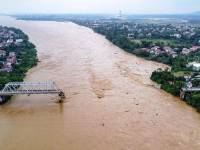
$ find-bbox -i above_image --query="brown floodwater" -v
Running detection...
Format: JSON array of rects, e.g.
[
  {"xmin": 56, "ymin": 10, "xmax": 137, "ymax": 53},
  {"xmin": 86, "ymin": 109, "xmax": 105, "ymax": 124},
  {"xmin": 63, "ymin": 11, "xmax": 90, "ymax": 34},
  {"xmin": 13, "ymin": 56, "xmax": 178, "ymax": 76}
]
[{"xmin": 0, "ymin": 16, "xmax": 200, "ymax": 150}]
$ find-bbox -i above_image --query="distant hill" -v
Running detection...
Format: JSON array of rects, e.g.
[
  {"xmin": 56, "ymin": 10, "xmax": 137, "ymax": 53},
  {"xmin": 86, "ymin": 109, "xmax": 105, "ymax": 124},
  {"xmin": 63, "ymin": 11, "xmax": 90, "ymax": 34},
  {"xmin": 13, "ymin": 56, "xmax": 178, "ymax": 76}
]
[{"xmin": 190, "ymin": 11, "xmax": 200, "ymax": 15}]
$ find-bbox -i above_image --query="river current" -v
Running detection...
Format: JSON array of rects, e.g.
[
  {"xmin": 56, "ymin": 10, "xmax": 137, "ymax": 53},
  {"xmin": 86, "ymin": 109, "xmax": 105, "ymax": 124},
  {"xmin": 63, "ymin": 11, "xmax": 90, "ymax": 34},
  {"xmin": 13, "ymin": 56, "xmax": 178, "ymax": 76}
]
[{"xmin": 0, "ymin": 16, "xmax": 200, "ymax": 150}]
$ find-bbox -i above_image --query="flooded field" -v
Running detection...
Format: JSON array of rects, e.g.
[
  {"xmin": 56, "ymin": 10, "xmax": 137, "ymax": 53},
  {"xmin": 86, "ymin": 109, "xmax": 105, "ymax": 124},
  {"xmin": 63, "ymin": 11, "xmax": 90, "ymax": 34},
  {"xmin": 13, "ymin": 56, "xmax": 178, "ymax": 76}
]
[{"xmin": 0, "ymin": 16, "xmax": 200, "ymax": 150}]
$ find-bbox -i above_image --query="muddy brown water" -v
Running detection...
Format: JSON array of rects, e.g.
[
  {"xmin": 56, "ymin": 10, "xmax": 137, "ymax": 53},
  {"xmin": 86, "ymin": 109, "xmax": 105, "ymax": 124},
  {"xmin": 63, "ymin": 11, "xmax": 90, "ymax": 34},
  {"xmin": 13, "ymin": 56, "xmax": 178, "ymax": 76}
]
[{"xmin": 0, "ymin": 16, "xmax": 200, "ymax": 150}]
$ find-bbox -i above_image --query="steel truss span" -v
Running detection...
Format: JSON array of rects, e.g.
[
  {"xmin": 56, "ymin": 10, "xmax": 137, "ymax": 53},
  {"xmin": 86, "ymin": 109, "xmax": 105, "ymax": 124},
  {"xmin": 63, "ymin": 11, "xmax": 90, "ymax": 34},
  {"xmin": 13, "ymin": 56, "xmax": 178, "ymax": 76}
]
[{"xmin": 0, "ymin": 82, "xmax": 65, "ymax": 103}]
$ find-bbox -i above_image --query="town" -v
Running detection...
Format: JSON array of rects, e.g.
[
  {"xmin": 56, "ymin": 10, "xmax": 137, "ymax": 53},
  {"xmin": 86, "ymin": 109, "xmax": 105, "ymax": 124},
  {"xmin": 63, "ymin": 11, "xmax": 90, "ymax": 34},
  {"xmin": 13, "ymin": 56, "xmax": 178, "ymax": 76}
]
[
  {"xmin": 0, "ymin": 26, "xmax": 25, "ymax": 72},
  {"xmin": 0, "ymin": 26, "xmax": 38, "ymax": 103}
]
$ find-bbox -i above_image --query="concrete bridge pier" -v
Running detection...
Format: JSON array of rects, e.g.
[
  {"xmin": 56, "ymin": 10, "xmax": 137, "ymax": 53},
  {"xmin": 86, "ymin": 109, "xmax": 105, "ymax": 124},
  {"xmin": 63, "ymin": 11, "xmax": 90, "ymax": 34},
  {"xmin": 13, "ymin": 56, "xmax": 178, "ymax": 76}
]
[
  {"xmin": 180, "ymin": 87, "xmax": 200, "ymax": 100},
  {"xmin": 180, "ymin": 90, "xmax": 185, "ymax": 100},
  {"xmin": 59, "ymin": 91, "xmax": 65, "ymax": 103},
  {"xmin": 0, "ymin": 96, "xmax": 6, "ymax": 104}
]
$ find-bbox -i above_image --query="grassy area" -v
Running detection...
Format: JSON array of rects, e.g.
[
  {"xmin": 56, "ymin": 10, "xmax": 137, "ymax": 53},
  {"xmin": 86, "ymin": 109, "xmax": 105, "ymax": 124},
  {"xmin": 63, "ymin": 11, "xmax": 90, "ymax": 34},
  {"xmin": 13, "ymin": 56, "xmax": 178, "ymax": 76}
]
[
  {"xmin": 174, "ymin": 71, "xmax": 193, "ymax": 77},
  {"xmin": 131, "ymin": 39, "xmax": 176, "ymax": 46},
  {"xmin": 142, "ymin": 39, "xmax": 176, "ymax": 45},
  {"xmin": 131, "ymin": 40, "xmax": 142, "ymax": 44}
]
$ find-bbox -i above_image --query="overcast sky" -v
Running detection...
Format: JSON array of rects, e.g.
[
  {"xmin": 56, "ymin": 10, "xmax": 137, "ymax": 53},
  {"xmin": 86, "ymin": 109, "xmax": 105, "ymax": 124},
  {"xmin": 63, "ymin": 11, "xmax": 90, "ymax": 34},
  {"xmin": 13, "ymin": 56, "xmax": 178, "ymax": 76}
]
[{"xmin": 0, "ymin": 0, "xmax": 200, "ymax": 14}]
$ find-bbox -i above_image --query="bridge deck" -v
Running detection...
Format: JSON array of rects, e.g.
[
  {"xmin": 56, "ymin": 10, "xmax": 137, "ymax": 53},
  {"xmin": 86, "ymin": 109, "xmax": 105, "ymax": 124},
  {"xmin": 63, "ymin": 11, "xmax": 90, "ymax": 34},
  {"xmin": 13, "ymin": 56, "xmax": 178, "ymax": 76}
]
[
  {"xmin": 182, "ymin": 87, "xmax": 200, "ymax": 92},
  {"xmin": 0, "ymin": 82, "xmax": 62, "ymax": 96}
]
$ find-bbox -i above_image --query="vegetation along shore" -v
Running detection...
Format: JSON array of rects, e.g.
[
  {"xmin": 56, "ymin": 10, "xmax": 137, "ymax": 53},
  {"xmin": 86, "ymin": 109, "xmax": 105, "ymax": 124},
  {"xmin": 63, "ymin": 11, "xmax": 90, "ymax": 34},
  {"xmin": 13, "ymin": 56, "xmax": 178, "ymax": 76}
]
[{"xmin": 0, "ymin": 25, "xmax": 38, "ymax": 104}]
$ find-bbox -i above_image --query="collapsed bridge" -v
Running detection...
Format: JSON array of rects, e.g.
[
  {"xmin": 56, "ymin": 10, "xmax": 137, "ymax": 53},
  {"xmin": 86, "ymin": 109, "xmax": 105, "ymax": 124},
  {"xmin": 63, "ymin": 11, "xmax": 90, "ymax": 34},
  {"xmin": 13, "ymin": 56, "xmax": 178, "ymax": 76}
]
[{"xmin": 0, "ymin": 82, "xmax": 65, "ymax": 103}]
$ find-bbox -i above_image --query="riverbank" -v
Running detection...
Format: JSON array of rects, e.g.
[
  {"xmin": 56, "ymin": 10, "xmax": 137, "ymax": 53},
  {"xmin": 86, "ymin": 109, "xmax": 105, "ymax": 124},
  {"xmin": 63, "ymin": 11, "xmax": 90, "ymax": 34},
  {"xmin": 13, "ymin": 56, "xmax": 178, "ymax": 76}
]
[
  {"xmin": 70, "ymin": 19, "xmax": 200, "ymax": 112},
  {"xmin": 0, "ymin": 25, "xmax": 38, "ymax": 104},
  {"xmin": 0, "ymin": 16, "xmax": 200, "ymax": 150}
]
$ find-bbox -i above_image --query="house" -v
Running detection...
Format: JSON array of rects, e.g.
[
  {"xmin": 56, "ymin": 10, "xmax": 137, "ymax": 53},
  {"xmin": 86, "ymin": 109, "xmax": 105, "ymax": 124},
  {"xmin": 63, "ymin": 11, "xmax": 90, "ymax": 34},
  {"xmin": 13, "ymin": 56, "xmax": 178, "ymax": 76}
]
[
  {"xmin": 194, "ymin": 75, "xmax": 200, "ymax": 79},
  {"xmin": 163, "ymin": 46, "xmax": 172, "ymax": 53},
  {"xmin": 186, "ymin": 82, "xmax": 193, "ymax": 88},
  {"xmin": 193, "ymin": 63, "xmax": 200, "ymax": 71},
  {"xmin": 0, "ymin": 43, "xmax": 4, "ymax": 48},
  {"xmin": 5, "ymin": 61, "xmax": 12, "ymax": 67},
  {"xmin": 9, "ymin": 52, "xmax": 16, "ymax": 58},
  {"xmin": 155, "ymin": 49, "xmax": 161, "ymax": 55},
  {"xmin": 15, "ymin": 39, "xmax": 23, "ymax": 43},
  {"xmin": 0, "ymin": 67, "xmax": 12, "ymax": 72},
  {"xmin": 187, "ymin": 62, "xmax": 200, "ymax": 71},
  {"xmin": 151, "ymin": 46, "xmax": 160, "ymax": 51},
  {"xmin": 147, "ymin": 33, "xmax": 152, "ymax": 37},
  {"xmin": 7, "ymin": 39, "xmax": 13, "ymax": 43},
  {"xmin": 167, "ymin": 50, "xmax": 173, "ymax": 54},
  {"xmin": 4, "ymin": 34, "xmax": 11, "ymax": 38},
  {"xmin": 173, "ymin": 34, "xmax": 181, "ymax": 38},
  {"xmin": 122, "ymin": 25, "xmax": 129, "ymax": 29},
  {"xmin": 184, "ymin": 74, "xmax": 191, "ymax": 81},
  {"xmin": 190, "ymin": 46, "xmax": 200, "ymax": 52},
  {"xmin": 6, "ymin": 58, "xmax": 17, "ymax": 64},
  {"xmin": 127, "ymin": 34, "xmax": 134, "ymax": 39},
  {"xmin": 172, "ymin": 53, "xmax": 178, "ymax": 58},
  {"xmin": 0, "ymin": 50, "xmax": 6, "ymax": 57},
  {"xmin": 182, "ymin": 48, "xmax": 190, "ymax": 55}
]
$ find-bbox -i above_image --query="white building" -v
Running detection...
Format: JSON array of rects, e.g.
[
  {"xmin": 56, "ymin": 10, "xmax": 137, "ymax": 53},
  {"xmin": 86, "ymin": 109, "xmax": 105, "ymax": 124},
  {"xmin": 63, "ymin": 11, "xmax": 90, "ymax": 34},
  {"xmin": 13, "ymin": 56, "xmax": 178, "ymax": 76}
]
[
  {"xmin": 187, "ymin": 62, "xmax": 200, "ymax": 71},
  {"xmin": 16, "ymin": 39, "xmax": 23, "ymax": 43}
]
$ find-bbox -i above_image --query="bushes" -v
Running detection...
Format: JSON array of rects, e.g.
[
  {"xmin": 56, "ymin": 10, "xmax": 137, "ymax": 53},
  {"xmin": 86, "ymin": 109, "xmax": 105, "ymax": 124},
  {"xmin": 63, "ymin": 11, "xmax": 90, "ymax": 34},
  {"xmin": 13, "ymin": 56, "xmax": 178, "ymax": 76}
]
[
  {"xmin": 151, "ymin": 68, "xmax": 200, "ymax": 112},
  {"xmin": 185, "ymin": 93, "xmax": 200, "ymax": 112},
  {"xmin": 151, "ymin": 68, "xmax": 183, "ymax": 96}
]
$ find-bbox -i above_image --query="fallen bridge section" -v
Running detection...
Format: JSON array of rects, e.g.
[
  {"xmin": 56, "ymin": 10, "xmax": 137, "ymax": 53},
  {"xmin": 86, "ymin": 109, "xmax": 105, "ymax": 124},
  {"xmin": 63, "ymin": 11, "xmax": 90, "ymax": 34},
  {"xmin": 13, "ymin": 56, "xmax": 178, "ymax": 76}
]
[
  {"xmin": 180, "ymin": 87, "xmax": 200, "ymax": 100},
  {"xmin": 0, "ymin": 82, "xmax": 65, "ymax": 103}
]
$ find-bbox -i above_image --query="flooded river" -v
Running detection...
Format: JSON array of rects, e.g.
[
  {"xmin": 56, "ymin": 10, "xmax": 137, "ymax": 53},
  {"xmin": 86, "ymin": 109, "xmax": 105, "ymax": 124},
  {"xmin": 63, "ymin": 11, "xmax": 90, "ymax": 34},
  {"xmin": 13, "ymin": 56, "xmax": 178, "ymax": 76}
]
[{"xmin": 0, "ymin": 16, "xmax": 200, "ymax": 150}]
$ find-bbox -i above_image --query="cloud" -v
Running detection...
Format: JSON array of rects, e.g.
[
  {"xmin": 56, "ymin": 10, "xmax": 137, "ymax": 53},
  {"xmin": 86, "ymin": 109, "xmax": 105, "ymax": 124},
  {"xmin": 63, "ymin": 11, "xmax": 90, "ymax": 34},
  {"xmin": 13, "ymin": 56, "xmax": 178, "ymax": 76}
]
[{"xmin": 0, "ymin": 0, "xmax": 199, "ymax": 14}]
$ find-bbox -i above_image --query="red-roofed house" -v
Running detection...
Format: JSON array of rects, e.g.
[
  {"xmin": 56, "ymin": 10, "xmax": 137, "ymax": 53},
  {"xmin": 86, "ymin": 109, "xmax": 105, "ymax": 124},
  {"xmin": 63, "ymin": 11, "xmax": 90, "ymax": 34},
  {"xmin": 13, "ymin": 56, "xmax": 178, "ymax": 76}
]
[
  {"xmin": 190, "ymin": 46, "xmax": 200, "ymax": 52},
  {"xmin": 0, "ymin": 43, "xmax": 4, "ymax": 48},
  {"xmin": 6, "ymin": 58, "xmax": 17, "ymax": 64},
  {"xmin": 4, "ymin": 34, "xmax": 11, "ymax": 38},
  {"xmin": 155, "ymin": 49, "xmax": 161, "ymax": 55},
  {"xmin": 0, "ymin": 67, "xmax": 12, "ymax": 72},
  {"xmin": 172, "ymin": 53, "xmax": 178, "ymax": 58},
  {"xmin": 164, "ymin": 46, "xmax": 172, "ymax": 53},
  {"xmin": 9, "ymin": 52, "xmax": 16, "ymax": 58}
]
